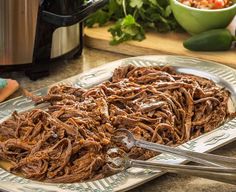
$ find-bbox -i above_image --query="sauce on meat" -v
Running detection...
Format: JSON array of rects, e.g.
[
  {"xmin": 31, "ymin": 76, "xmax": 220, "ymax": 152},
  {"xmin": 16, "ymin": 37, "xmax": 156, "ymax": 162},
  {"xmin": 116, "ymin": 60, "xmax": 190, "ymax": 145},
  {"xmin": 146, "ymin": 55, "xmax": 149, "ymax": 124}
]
[{"xmin": 0, "ymin": 65, "xmax": 235, "ymax": 183}]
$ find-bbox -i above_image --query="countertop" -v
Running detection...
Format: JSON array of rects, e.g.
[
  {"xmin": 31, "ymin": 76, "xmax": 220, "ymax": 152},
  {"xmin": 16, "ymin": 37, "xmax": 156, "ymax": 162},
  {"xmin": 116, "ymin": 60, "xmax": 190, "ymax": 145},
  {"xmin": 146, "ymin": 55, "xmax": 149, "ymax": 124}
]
[{"xmin": 2, "ymin": 47, "xmax": 236, "ymax": 192}]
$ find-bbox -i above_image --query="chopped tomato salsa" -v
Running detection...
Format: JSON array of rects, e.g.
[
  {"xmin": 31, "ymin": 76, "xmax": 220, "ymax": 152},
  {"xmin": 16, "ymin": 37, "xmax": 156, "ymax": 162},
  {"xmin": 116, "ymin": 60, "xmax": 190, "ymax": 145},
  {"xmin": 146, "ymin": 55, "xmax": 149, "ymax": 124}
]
[{"xmin": 180, "ymin": 0, "xmax": 233, "ymax": 9}]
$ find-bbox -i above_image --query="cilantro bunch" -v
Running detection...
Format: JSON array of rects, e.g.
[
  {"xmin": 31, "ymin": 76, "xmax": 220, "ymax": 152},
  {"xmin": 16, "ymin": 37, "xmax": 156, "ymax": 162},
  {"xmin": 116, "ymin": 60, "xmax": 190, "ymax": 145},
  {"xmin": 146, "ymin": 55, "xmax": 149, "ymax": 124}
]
[{"xmin": 85, "ymin": 0, "xmax": 181, "ymax": 45}]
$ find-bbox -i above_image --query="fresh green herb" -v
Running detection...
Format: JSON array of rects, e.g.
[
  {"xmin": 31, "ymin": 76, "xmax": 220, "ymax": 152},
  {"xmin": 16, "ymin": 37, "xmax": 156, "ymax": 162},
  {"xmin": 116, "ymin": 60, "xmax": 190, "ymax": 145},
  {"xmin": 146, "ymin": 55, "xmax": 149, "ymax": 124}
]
[
  {"xmin": 85, "ymin": 0, "xmax": 182, "ymax": 44},
  {"xmin": 108, "ymin": 15, "xmax": 145, "ymax": 45}
]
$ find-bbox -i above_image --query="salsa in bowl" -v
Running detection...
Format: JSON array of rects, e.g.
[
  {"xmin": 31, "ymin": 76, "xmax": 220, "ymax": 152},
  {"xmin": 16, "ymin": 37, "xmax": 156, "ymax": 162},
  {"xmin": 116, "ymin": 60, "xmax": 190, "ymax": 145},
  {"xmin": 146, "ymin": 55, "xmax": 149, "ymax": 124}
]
[
  {"xmin": 170, "ymin": 0, "xmax": 236, "ymax": 34},
  {"xmin": 179, "ymin": 0, "xmax": 234, "ymax": 9}
]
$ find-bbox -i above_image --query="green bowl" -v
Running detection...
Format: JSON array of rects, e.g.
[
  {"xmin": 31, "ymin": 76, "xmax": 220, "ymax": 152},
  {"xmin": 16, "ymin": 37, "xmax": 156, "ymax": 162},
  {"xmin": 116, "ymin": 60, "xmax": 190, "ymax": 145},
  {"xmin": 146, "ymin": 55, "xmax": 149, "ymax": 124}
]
[{"xmin": 170, "ymin": 0, "xmax": 236, "ymax": 34}]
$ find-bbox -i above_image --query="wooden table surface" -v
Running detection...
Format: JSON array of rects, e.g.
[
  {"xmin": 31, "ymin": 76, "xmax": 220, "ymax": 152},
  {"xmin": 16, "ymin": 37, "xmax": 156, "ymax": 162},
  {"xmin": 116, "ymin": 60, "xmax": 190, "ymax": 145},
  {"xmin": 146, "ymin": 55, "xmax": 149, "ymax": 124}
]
[{"xmin": 85, "ymin": 17, "xmax": 236, "ymax": 69}]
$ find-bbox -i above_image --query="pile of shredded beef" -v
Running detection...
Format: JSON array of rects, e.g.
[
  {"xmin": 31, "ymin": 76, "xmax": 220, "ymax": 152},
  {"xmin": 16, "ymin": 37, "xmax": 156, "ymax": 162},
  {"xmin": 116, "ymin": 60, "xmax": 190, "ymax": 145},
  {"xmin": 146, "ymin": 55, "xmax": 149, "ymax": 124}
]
[{"xmin": 0, "ymin": 65, "xmax": 234, "ymax": 183}]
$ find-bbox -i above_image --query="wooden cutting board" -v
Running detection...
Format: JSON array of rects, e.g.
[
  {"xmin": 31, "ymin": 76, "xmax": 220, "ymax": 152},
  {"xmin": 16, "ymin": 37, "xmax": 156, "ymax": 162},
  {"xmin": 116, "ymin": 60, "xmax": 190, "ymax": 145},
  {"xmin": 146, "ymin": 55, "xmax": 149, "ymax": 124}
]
[{"xmin": 84, "ymin": 18, "xmax": 236, "ymax": 68}]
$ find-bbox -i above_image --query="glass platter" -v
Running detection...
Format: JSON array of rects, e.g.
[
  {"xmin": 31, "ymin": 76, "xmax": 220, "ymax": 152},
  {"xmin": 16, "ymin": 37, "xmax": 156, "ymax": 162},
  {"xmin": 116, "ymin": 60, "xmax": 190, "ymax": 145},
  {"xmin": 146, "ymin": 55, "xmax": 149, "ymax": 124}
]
[{"xmin": 0, "ymin": 55, "xmax": 236, "ymax": 192}]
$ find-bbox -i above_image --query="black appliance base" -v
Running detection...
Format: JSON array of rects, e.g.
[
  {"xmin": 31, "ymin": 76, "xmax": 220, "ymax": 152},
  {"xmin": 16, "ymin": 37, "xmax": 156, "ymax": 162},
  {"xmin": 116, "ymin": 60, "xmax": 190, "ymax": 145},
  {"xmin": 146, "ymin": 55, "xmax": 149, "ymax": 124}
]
[{"xmin": 25, "ymin": 69, "xmax": 50, "ymax": 81}]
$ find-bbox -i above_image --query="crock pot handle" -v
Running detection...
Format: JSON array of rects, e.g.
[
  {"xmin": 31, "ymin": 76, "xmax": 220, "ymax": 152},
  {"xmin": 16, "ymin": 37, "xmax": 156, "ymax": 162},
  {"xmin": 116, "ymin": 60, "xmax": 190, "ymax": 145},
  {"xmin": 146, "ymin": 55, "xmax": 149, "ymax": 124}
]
[{"xmin": 42, "ymin": 0, "xmax": 108, "ymax": 27}]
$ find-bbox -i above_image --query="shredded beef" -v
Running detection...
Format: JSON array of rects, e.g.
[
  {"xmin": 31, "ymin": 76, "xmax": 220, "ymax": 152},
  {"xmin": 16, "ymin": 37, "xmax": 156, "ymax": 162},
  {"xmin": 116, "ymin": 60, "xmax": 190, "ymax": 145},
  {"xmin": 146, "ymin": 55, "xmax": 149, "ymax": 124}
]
[{"xmin": 0, "ymin": 65, "xmax": 234, "ymax": 183}]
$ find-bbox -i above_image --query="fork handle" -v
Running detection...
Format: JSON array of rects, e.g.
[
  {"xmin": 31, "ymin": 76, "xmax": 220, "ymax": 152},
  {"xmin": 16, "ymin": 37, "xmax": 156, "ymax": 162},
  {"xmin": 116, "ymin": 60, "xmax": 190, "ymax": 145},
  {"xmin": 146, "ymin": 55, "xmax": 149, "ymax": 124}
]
[
  {"xmin": 136, "ymin": 140, "xmax": 236, "ymax": 168},
  {"xmin": 130, "ymin": 159, "xmax": 236, "ymax": 185}
]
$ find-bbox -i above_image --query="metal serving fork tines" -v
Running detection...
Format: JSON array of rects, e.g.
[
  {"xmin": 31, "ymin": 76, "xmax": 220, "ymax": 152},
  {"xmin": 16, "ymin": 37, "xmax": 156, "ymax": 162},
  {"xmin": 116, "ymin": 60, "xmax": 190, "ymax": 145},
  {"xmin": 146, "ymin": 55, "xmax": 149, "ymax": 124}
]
[
  {"xmin": 111, "ymin": 129, "xmax": 236, "ymax": 168},
  {"xmin": 106, "ymin": 148, "xmax": 236, "ymax": 185}
]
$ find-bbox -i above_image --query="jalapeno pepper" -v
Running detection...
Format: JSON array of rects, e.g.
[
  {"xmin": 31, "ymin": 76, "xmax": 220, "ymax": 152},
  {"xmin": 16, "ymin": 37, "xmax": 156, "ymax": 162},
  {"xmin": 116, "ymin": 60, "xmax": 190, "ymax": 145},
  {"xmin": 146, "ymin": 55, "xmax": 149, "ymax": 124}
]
[{"xmin": 183, "ymin": 29, "xmax": 236, "ymax": 51}]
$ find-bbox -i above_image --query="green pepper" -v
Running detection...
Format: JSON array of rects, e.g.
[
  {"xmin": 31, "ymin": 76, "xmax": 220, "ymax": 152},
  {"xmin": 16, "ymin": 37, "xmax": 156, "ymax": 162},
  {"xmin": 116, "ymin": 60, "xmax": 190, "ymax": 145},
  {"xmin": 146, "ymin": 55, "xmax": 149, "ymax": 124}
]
[
  {"xmin": 183, "ymin": 29, "xmax": 236, "ymax": 51},
  {"xmin": 0, "ymin": 78, "xmax": 7, "ymax": 89}
]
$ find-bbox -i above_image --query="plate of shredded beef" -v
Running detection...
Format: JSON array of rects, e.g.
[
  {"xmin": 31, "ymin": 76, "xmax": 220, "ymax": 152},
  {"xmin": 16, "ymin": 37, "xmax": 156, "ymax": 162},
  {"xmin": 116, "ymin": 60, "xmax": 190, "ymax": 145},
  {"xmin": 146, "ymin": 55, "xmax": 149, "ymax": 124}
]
[{"xmin": 0, "ymin": 56, "xmax": 236, "ymax": 192}]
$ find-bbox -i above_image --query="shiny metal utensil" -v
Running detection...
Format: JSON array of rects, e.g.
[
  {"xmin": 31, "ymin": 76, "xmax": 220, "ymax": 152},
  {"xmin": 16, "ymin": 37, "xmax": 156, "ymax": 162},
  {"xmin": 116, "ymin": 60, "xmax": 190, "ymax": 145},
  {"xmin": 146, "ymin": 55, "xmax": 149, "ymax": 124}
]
[
  {"xmin": 106, "ymin": 148, "xmax": 236, "ymax": 185},
  {"xmin": 112, "ymin": 129, "xmax": 236, "ymax": 168}
]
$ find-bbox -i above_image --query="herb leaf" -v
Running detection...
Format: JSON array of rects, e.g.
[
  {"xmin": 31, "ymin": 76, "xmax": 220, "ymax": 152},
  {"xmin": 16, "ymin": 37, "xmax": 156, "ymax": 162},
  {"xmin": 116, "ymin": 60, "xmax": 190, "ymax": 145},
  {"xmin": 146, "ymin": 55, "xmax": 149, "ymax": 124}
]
[
  {"xmin": 130, "ymin": 0, "xmax": 143, "ymax": 9},
  {"xmin": 109, "ymin": 15, "xmax": 145, "ymax": 45},
  {"xmin": 85, "ymin": 0, "xmax": 182, "ymax": 44},
  {"xmin": 85, "ymin": 10, "xmax": 110, "ymax": 27}
]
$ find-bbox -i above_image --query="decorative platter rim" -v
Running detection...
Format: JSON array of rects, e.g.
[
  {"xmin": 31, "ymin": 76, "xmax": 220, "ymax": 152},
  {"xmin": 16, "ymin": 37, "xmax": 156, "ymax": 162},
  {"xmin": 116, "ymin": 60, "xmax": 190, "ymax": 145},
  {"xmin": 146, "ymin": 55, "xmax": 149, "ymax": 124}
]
[{"xmin": 0, "ymin": 55, "xmax": 236, "ymax": 192}]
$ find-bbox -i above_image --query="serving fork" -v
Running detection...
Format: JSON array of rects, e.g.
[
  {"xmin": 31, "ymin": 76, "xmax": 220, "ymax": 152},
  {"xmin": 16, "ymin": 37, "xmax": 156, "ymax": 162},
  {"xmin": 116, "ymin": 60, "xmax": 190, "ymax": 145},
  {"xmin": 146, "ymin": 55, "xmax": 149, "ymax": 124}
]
[{"xmin": 108, "ymin": 129, "xmax": 236, "ymax": 185}]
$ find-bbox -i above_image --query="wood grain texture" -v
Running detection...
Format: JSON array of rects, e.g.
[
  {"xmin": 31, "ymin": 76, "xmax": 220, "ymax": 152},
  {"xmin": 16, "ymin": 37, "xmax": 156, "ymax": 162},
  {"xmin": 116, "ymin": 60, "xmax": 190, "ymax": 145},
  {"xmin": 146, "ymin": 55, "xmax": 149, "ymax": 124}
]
[{"xmin": 84, "ymin": 18, "xmax": 236, "ymax": 68}]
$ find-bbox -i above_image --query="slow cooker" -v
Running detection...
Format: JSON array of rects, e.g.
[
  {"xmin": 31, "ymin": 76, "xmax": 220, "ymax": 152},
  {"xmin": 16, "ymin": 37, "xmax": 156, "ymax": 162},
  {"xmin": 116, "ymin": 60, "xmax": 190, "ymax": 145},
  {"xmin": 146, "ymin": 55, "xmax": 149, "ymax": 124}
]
[{"xmin": 0, "ymin": 0, "xmax": 107, "ymax": 80}]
